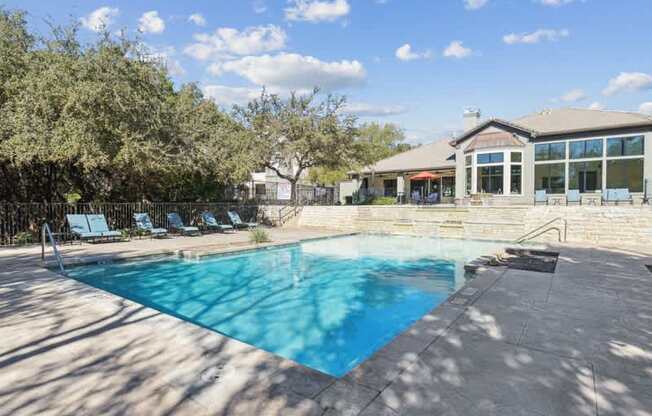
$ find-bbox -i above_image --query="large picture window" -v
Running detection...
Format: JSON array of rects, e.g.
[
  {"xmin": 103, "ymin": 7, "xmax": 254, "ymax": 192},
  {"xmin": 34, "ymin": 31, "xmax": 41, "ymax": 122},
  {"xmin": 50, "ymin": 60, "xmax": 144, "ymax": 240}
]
[
  {"xmin": 570, "ymin": 139, "xmax": 603, "ymax": 159},
  {"xmin": 442, "ymin": 176, "xmax": 455, "ymax": 197},
  {"xmin": 510, "ymin": 165, "xmax": 522, "ymax": 194},
  {"xmin": 535, "ymin": 163, "xmax": 565, "ymax": 194},
  {"xmin": 569, "ymin": 161, "xmax": 602, "ymax": 193},
  {"xmin": 383, "ymin": 179, "xmax": 397, "ymax": 197},
  {"xmin": 477, "ymin": 166, "xmax": 503, "ymax": 194},
  {"xmin": 607, "ymin": 159, "xmax": 644, "ymax": 192},
  {"xmin": 535, "ymin": 142, "xmax": 566, "ymax": 161},
  {"xmin": 607, "ymin": 136, "xmax": 644, "ymax": 157}
]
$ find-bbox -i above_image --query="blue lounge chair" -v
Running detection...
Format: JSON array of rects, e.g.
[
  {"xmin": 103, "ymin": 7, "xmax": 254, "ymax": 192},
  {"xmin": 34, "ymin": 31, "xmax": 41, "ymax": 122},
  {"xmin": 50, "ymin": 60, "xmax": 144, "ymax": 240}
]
[
  {"xmin": 566, "ymin": 190, "xmax": 581, "ymax": 205},
  {"xmin": 66, "ymin": 214, "xmax": 102, "ymax": 242},
  {"xmin": 201, "ymin": 211, "xmax": 235, "ymax": 233},
  {"xmin": 87, "ymin": 214, "xmax": 122, "ymax": 241},
  {"xmin": 534, "ymin": 190, "xmax": 548, "ymax": 205},
  {"xmin": 425, "ymin": 192, "xmax": 439, "ymax": 204},
  {"xmin": 167, "ymin": 213, "xmax": 200, "ymax": 235},
  {"xmin": 227, "ymin": 211, "xmax": 258, "ymax": 230},
  {"xmin": 133, "ymin": 213, "xmax": 167, "ymax": 238}
]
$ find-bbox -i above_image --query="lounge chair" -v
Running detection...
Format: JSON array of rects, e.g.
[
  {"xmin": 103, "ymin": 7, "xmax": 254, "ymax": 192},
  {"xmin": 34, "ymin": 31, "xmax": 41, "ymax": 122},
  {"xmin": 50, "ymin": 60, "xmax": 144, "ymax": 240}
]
[
  {"xmin": 534, "ymin": 190, "xmax": 548, "ymax": 205},
  {"xmin": 227, "ymin": 211, "xmax": 258, "ymax": 230},
  {"xmin": 87, "ymin": 214, "xmax": 122, "ymax": 241},
  {"xmin": 566, "ymin": 190, "xmax": 581, "ymax": 205},
  {"xmin": 201, "ymin": 211, "xmax": 235, "ymax": 233},
  {"xmin": 133, "ymin": 213, "xmax": 167, "ymax": 238},
  {"xmin": 603, "ymin": 188, "xmax": 633, "ymax": 205},
  {"xmin": 66, "ymin": 214, "xmax": 102, "ymax": 242},
  {"xmin": 166, "ymin": 213, "xmax": 200, "ymax": 236}
]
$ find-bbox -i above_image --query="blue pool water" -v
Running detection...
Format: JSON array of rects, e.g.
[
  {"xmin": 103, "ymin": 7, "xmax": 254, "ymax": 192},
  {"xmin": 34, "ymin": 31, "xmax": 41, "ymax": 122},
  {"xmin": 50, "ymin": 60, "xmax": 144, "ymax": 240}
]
[{"xmin": 67, "ymin": 234, "xmax": 507, "ymax": 376}]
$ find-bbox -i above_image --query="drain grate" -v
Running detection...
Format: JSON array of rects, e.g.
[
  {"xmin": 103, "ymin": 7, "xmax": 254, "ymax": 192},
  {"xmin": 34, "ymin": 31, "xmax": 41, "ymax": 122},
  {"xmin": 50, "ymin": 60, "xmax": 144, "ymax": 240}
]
[{"xmin": 646, "ymin": 265, "xmax": 652, "ymax": 273}]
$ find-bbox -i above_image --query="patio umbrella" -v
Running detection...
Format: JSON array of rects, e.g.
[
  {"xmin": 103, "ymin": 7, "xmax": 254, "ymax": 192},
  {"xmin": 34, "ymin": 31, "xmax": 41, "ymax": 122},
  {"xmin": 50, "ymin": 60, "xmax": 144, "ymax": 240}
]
[{"xmin": 409, "ymin": 171, "xmax": 440, "ymax": 181}]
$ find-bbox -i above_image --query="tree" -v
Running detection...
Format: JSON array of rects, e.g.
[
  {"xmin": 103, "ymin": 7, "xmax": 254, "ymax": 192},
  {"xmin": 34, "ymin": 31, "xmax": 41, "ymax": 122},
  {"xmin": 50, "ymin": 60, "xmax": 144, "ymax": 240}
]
[
  {"xmin": 308, "ymin": 122, "xmax": 411, "ymax": 185},
  {"xmin": 235, "ymin": 88, "xmax": 360, "ymax": 201}
]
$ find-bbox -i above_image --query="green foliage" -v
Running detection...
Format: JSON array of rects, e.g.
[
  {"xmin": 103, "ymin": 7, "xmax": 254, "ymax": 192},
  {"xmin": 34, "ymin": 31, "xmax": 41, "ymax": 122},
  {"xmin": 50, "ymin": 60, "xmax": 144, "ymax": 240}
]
[
  {"xmin": 249, "ymin": 228, "xmax": 270, "ymax": 244},
  {"xmin": 235, "ymin": 88, "xmax": 361, "ymax": 199},
  {"xmin": 356, "ymin": 122, "xmax": 411, "ymax": 167},
  {"xmin": 64, "ymin": 192, "xmax": 82, "ymax": 204},
  {"xmin": 0, "ymin": 8, "xmax": 254, "ymax": 202},
  {"xmin": 363, "ymin": 196, "xmax": 397, "ymax": 205},
  {"xmin": 13, "ymin": 231, "xmax": 33, "ymax": 245}
]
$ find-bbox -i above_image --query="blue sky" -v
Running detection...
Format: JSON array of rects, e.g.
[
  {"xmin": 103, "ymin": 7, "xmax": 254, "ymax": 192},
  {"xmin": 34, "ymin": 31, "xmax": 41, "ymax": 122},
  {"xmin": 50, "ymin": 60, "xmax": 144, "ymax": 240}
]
[{"xmin": 5, "ymin": 0, "xmax": 652, "ymax": 143}]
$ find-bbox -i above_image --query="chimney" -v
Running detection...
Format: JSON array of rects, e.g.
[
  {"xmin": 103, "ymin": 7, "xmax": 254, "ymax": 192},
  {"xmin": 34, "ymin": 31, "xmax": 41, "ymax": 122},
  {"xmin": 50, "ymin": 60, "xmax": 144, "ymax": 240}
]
[{"xmin": 463, "ymin": 108, "xmax": 481, "ymax": 132}]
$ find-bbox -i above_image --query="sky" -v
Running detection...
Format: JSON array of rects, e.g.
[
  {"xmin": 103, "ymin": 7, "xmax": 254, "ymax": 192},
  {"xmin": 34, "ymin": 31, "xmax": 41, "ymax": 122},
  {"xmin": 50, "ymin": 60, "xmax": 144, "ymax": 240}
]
[{"xmin": 4, "ymin": 0, "xmax": 652, "ymax": 143}]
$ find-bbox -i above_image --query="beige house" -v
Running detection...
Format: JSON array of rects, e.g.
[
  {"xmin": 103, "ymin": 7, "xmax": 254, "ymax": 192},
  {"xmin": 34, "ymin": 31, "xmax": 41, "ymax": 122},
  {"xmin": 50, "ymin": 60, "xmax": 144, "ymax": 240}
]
[{"xmin": 346, "ymin": 108, "xmax": 652, "ymax": 205}]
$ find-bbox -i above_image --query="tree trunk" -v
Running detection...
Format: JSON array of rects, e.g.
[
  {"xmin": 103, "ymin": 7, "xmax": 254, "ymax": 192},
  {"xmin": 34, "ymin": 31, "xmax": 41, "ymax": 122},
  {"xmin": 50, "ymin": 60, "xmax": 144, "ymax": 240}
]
[{"xmin": 290, "ymin": 179, "xmax": 298, "ymax": 205}]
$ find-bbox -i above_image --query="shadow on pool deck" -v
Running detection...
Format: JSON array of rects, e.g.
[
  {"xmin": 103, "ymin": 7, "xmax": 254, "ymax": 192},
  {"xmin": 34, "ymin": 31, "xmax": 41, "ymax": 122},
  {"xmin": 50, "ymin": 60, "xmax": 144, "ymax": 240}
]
[{"xmin": 0, "ymin": 239, "xmax": 650, "ymax": 415}]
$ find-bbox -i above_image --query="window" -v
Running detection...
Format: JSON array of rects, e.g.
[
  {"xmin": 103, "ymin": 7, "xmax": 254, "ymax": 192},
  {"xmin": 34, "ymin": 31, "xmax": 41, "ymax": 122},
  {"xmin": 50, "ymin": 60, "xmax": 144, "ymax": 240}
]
[
  {"xmin": 477, "ymin": 152, "xmax": 504, "ymax": 164},
  {"xmin": 570, "ymin": 139, "xmax": 603, "ymax": 159},
  {"xmin": 442, "ymin": 176, "xmax": 455, "ymax": 197},
  {"xmin": 607, "ymin": 136, "xmax": 644, "ymax": 157},
  {"xmin": 383, "ymin": 179, "xmax": 397, "ymax": 197},
  {"xmin": 477, "ymin": 165, "xmax": 504, "ymax": 194},
  {"xmin": 465, "ymin": 167, "xmax": 472, "ymax": 195},
  {"xmin": 255, "ymin": 184, "xmax": 266, "ymax": 196},
  {"xmin": 607, "ymin": 159, "xmax": 644, "ymax": 192},
  {"xmin": 465, "ymin": 155, "xmax": 472, "ymax": 166},
  {"xmin": 535, "ymin": 142, "xmax": 566, "ymax": 161},
  {"xmin": 510, "ymin": 152, "xmax": 522, "ymax": 163},
  {"xmin": 569, "ymin": 161, "xmax": 602, "ymax": 193},
  {"xmin": 535, "ymin": 163, "xmax": 565, "ymax": 194},
  {"xmin": 510, "ymin": 165, "xmax": 522, "ymax": 194}
]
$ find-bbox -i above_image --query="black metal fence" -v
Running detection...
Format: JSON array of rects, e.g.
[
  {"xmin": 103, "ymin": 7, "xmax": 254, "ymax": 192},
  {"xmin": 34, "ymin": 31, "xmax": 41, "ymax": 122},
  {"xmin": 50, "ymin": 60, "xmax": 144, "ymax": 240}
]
[
  {"xmin": 255, "ymin": 183, "xmax": 337, "ymax": 206},
  {"xmin": 0, "ymin": 202, "xmax": 269, "ymax": 246}
]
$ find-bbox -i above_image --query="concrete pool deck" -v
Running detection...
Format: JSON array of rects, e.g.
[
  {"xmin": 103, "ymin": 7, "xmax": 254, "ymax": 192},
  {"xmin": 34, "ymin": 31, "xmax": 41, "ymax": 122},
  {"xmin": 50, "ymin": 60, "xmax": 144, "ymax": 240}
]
[{"xmin": 0, "ymin": 228, "xmax": 651, "ymax": 415}]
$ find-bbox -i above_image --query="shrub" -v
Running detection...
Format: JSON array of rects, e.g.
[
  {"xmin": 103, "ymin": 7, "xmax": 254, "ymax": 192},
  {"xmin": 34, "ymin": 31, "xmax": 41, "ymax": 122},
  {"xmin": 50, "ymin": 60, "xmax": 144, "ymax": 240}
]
[
  {"xmin": 362, "ymin": 196, "xmax": 397, "ymax": 205},
  {"xmin": 14, "ymin": 231, "xmax": 34, "ymax": 246},
  {"xmin": 249, "ymin": 228, "xmax": 270, "ymax": 244}
]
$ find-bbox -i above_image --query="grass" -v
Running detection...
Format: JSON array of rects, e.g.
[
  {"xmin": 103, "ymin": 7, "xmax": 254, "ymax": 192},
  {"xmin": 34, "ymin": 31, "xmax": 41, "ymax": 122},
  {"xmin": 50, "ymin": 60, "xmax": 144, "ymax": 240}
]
[{"xmin": 249, "ymin": 228, "xmax": 271, "ymax": 244}]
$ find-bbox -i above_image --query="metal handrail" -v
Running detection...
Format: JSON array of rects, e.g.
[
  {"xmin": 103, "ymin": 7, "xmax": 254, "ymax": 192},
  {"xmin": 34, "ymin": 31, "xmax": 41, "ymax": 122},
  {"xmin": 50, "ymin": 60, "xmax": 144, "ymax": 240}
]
[
  {"xmin": 41, "ymin": 223, "xmax": 66, "ymax": 275},
  {"xmin": 515, "ymin": 217, "xmax": 567, "ymax": 244}
]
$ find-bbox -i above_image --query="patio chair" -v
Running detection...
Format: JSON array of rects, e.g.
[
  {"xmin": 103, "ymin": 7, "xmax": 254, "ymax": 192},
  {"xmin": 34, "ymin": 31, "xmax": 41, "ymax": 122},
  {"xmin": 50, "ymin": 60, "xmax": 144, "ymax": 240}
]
[
  {"xmin": 615, "ymin": 188, "xmax": 633, "ymax": 205},
  {"xmin": 201, "ymin": 211, "xmax": 235, "ymax": 233},
  {"xmin": 425, "ymin": 193, "xmax": 439, "ymax": 204},
  {"xmin": 133, "ymin": 213, "xmax": 167, "ymax": 238},
  {"xmin": 566, "ymin": 190, "xmax": 581, "ymax": 205},
  {"xmin": 227, "ymin": 210, "xmax": 258, "ymax": 230},
  {"xmin": 166, "ymin": 213, "xmax": 201, "ymax": 236},
  {"xmin": 534, "ymin": 190, "xmax": 548, "ymax": 205},
  {"xmin": 411, "ymin": 191, "xmax": 422, "ymax": 205},
  {"xmin": 86, "ymin": 214, "xmax": 122, "ymax": 241},
  {"xmin": 66, "ymin": 214, "xmax": 102, "ymax": 243}
]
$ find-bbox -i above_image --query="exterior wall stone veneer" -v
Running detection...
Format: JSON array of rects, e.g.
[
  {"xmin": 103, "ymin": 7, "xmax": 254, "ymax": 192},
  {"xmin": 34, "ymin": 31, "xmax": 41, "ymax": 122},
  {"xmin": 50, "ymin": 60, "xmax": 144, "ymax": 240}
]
[{"xmin": 297, "ymin": 205, "xmax": 652, "ymax": 245}]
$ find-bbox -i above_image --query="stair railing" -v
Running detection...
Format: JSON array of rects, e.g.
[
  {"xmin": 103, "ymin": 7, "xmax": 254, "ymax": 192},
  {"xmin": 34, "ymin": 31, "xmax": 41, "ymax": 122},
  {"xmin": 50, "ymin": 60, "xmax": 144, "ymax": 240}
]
[
  {"xmin": 515, "ymin": 217, "xmax": 567, "ymax": 244},
  {"xmin": 41, "ymin": 223, "xmax": 66, "ymax": 275}
]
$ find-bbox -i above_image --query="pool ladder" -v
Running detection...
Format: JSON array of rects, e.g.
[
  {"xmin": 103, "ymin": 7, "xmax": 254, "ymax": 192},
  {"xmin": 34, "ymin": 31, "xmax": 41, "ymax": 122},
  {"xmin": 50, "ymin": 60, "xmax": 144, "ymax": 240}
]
[
  {"xmin": 41, "ymin": 223, "xmax": 66, "ymax": 275},
  {"xmin": 514, "ymin": 217, "xmax": 567, "ymax": 244}
]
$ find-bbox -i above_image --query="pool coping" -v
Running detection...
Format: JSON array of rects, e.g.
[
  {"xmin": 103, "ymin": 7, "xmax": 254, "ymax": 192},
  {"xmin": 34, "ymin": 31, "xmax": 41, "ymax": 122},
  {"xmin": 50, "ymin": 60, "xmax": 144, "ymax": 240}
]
[{"xmin": 43, "ymin": 232, "xmax": 516, "ymax": 389}]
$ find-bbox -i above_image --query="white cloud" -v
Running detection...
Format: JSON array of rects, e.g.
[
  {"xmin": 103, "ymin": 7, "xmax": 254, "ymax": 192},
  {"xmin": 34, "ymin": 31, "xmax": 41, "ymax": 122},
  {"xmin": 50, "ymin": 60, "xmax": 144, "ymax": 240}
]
[
  {"xmin": 80, "ymin": 7, "xmax": 119, "ymax": 32},
  {"xmin": 588, "ymin": 102, "xmax": 604, "ymax": 110},
  {"xmin": 143, "ymin": 45, "xmax": 185, "ymax": 77},
  {"xmin": 203, "ymin": 85, "xmax": 262, "ymax": 106},
  {"xmin": 503, "ymin": 29, "xmax": 569, "ymax": 44},
  {"xmin": 602, "ymin": 72, "xmax": 652, "ymax": 96},
  {"xmin": 220, "ymin": 53, "xmax": 366, "ymax": 91},
  {"xmin": 188, "ymin": 13, "xmax": 206, "ymax": 27},
  {"xmin": 443, "ymin": 41, "xmax": 472, "ymax": 59},
  {"xmin": 395, "ymin": 44, "xmax": 431, "ymax": 61},
  {"xmin": 342, "ymin": 102, "xmax": 407, "ymax": 117},
  {"xmin": 639, "ymin": 102, "xmax": 652, "ymax": 115},
  {"xmin": 560, "ymin": 88, "xmax": 587, "ymax": 102},
  {"xmin": 538, "ymin": 0, "xmax": 579, "ymax": 6},
  {"xmin": 253, "ymin": 0, "xmax": 267, "ymax": 13},
  {"xmin": 464, "ymin": 0, "xmax": 488, "ymax": 10},
  {"xmin": 139, "ymin": 11, "xmax": 165, "ymax": 34},
  {"xmin": 184, "ymin": 25, "xmax": 287, "ymax": 60},
  {"xmin": 285, "ymin": 0, "xmax": 351, "ymax": 23}
]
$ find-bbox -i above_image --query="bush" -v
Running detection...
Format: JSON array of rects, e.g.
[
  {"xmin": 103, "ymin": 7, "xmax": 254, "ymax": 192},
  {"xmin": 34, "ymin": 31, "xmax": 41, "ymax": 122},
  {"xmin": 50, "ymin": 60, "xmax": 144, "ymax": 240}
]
[
  {"xmin": 14, "ymin": 231, "xmax": 34, "ymax": 246},
  {"xmin": 249, "ymin": 228, "xmax": 270, "ymax": 244},
  {"xmin": 362, "ymin": 196, "xmax": 397, "ymax": 205}
]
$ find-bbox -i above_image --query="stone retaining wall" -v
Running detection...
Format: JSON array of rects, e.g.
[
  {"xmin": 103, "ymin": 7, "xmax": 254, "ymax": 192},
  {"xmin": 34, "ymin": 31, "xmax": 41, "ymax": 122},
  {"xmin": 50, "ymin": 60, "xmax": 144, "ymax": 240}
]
[{"xmin": 297, "ymin": 205, "xmax": 652, "ymax": 245}]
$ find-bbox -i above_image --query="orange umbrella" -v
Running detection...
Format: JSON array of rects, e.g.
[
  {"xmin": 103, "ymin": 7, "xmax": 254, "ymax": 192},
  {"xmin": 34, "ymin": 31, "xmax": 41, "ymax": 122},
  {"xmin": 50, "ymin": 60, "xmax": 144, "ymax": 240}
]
[{"xmin": 410, "ymin": 171, "xmax": 440, "ymax": 181}]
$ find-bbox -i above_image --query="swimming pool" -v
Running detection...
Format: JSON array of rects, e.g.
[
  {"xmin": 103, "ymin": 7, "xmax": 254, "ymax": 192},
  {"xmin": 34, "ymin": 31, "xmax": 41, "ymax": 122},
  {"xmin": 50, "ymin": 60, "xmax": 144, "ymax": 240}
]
[{"xmin": 67, "ymin": 234, "xmax": 507, "ymax": 376}]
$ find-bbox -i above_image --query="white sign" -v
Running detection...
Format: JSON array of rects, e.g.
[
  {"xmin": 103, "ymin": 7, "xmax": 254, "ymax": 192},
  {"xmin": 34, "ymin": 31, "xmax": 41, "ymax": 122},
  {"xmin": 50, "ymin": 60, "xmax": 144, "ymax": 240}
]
[{"xmin": 278, "ymin": 183, "xmax": 292, "ymax": 200}]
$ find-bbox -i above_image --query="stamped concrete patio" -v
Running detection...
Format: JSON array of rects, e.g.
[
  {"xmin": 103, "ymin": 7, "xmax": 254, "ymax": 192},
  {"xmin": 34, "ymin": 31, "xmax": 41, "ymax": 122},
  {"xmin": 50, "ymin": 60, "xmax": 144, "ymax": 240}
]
[{"xmin": 0, "ymin": 228, "xmax": 650, "ymax": 415}]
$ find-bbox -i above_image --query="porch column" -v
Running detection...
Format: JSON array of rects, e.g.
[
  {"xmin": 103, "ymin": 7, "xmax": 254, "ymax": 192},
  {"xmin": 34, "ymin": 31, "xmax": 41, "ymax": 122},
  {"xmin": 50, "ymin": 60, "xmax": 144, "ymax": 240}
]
[{"xmin": 396, "ymin": 175, "xmax": 405, "ymax": 203}]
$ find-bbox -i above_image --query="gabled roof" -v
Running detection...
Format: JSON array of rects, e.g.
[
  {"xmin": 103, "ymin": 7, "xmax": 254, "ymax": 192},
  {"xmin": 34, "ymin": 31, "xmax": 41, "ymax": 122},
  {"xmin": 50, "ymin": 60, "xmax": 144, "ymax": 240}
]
[
  {"xmin": 451, "ymin": 108, "xmax": 652, "ymax": 146},
  {"xmin": 464, "ymin": 131, "xmax": 525, "ymax": 152},
  {"xmin": 360, "ymin": 139, "xmax": 455, "ymax": 174}
]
